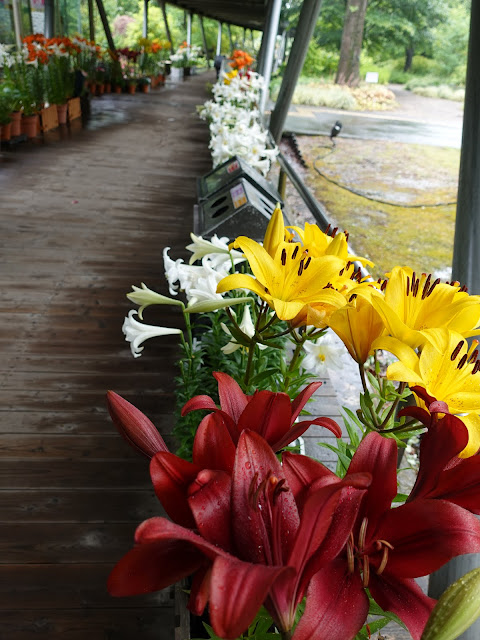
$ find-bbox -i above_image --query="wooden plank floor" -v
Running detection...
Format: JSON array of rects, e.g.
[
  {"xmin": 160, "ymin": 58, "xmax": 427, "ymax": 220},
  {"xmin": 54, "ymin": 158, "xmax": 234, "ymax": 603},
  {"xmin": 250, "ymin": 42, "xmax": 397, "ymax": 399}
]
[{"xmin": 0, "ymin": 72, "xmax": 214, "ymax": 639}]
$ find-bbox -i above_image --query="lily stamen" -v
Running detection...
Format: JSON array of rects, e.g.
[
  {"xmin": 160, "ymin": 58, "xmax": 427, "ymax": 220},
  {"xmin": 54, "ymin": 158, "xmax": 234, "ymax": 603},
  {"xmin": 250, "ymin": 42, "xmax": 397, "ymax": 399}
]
[
  {"xmin": 451, "ymin": 340, "xmax": 465, "ymax": 361},
  {"xmin": 347, "ymin": 533, "xmax": 355, "ymax": 573},
  {"xmin": 292, "ymin": 245, "xmax": 299, "ymax": 259},
  {"xmin": 358, "ymin": 517, "xmax": 368, "ymax": 551},
  {"xmin": 362, "ymin": 554, "xmax": 370, "ymax": 587},
  {"xmin": 281, "ymin": 248, "xmax": 287, "ymax": 266},
  {"xmin": 457, "ymin": 353, "xmax": 468, "ymax": 369}
]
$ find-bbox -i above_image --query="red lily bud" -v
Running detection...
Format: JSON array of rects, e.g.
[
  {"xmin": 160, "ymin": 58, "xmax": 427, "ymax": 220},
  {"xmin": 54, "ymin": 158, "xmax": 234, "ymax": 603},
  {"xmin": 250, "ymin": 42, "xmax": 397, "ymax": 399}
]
[{"xmin": 107, "ymin": 391, "xmax": 169, "ymax": 458}]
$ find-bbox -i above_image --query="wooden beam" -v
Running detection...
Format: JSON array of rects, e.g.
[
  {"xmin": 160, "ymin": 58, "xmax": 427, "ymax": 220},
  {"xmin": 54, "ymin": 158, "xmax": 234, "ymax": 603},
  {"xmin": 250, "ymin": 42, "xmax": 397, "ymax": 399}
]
[
  {"xmin": 199, "ymin": 15, "xmax": 211, "ymax": 67},
  {"xmin": 94, "ymin": 0, "xmax": 116, "ymax": 51},
  {"xmin": 160, "ymin": 1, "xmax": 174, "ymax": 52}
]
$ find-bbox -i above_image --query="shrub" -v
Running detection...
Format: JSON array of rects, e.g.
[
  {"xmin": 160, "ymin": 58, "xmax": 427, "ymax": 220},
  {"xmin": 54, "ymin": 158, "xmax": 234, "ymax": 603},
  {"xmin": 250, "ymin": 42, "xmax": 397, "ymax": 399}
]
[{"xmin": 301, "ymin": 40, "xmax": 338, "ymax": 78}]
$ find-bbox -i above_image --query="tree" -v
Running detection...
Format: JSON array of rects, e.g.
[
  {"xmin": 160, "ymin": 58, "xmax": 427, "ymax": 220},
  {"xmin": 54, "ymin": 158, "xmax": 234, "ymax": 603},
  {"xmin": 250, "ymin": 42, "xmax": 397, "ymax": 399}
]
[{"xmin": 335, "ymin": 0, "xmax": 368, "ymax": 86}]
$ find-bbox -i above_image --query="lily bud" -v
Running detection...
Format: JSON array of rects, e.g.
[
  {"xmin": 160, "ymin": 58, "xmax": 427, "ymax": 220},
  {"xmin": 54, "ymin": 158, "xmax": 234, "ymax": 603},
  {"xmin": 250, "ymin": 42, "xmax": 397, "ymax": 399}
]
[
  {"xmin": 421, "ymin": 568, "xmax": 480, "ymax": 640},
  {"xmin": 127, "ymin": 283, "xmax": 184, "ymax": 318},
  {"xmin": 107, "ymin": 391, "xmax": 169, "ymax": 458},
  {"xmin": 185, "ymin": 296, "xmax": 253, "ymax": 314}
]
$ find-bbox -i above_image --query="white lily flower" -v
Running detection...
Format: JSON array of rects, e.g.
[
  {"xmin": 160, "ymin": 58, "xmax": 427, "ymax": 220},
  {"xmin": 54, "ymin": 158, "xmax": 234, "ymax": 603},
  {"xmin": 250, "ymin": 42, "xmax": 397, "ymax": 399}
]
[
  {"xmin": 122, "ymin": 310, "xmax": 183, "ymax": 358},
  {"xmin": 163, "ymin": 247, "xmax": 185, "ymax": 295},
  {"xmin": 127, "ymin": 283, "xmax": 184, "ymax": 318},
  {"xmin": 221, "ymin": 305, "xmax": 267, "ymax": 353},
  {"xmin": 302, "ymin": 333, "xmax": 347, "ymax": 375}
]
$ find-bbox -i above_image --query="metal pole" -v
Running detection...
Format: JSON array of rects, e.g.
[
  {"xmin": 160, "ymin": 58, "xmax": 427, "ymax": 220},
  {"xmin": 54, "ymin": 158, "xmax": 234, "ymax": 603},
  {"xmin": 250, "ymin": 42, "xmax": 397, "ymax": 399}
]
[
  {"xmin": 186, "ymin": 10, "xmax": 192, "ymax": 46},
  {"xmin": 160, "ymin": 1, "xmax": 174, "ymax": 52},
  {"xmin": 258, "ymin": 0, "xmax": 282, "ymax": 117},
  {"xmin": 242, "ymin": 27, "xmax": 246, "ymax": 48},
  {"xmin": 142, "ymin": 0, "xmax": 149, "ymax": 38},
  {"xmin": 94, "ymin": 0, "xmax": 116, "ymax": 51},
  {"xmin": 87, "ymin": 0, "xmax": 95, "ymax": 41},
  {"xmin": 451, "ymin": 0, "xmax": 480, "ymax": 296},
  {"xmin": 11, "ymin": 0, "xmax": 23, "ymax": 48},
  {"xmin": 428, "ymin": 6, "xmax": 480, "ymax": 639},
  {"xmin": 269, "ymin": 0, "xmax": 324, "ymax": 144},
  {"xmin": 216, "ymin": 21, "xmax": 222, "ymax": 56},
  {"xmin": 199, "ymin": 16, "xmax": 211, "ymax": 67},
  {"xmin": 44, "ymin": 0, "xmax": 55, "ymax": 38}
]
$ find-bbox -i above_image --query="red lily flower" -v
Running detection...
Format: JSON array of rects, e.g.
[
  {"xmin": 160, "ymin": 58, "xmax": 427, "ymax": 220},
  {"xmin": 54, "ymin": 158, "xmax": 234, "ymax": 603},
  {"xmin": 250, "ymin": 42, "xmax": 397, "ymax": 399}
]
[
  {"xmin": 181, "ymin": 371, "xmax": 341, "ymax": 451},
  {"xmin": 108, "ymin": 430, "xmax": 370, "ymax": 639},
  {"xmin": 402, "ymin": 395, "xmax": 480, "ymax": 513},
  {"xmin": 283, "ymin": 431, "xmax": 480, "ymax": 640}
]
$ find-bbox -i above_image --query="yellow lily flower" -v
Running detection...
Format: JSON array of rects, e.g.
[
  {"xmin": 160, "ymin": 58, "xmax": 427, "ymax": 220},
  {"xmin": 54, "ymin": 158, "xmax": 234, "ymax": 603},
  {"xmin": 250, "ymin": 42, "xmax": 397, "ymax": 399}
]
[
  {"xmin": 371, "ymin": 266, "xmax": 480, "ymax": 350},
  {"xmin": 217, "ymin": 237, "xmax": 345, "ymax": 321},
  {"xmin": 374, "ymin": 329, "xmax": 480, "ymax": 415},
  {"xmin": 327, "ymin": 288, "xmax": 386, "ymax": 364}
]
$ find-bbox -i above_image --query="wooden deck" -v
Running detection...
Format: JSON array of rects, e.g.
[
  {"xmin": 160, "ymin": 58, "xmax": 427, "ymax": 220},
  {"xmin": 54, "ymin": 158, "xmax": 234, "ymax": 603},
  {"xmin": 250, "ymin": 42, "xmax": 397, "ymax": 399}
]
[{"xmin": 0, "ymin": 72, "xmax": 214, "ymax": 639}]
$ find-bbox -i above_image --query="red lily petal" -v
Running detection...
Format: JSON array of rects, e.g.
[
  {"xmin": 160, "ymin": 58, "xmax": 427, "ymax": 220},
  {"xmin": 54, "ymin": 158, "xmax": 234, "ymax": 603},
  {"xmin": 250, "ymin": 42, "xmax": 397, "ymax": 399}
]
[
  {"xmin": 232, "ymin": 430, "xmax": 300, "ymax": 565},
  {"xmin": 369, "ymin": 573, "xmax": 435, "ymax": 640},
  {"xmin": 237, "ymin": 390, "xmax": 291, "ymax": 447},
  {"xmin": 107, "ymin": 538, "xmax": 203, "ymax": 597},
  {"xmin": 181, "ymin": 394, "xmax": 218, "ymax": 415},
  {"xmin": 433, "ymin": 455, "xmax": 480, "ymax": 514},
  {"xmin": 399, "ymin": 405, "xmax": 432, "ymax": 424},
  {"xmin": 287, "ymin": 476, "xmax": 370, "ymax": 607},
  {"xmin": 150, "ymin": 452, "xmax": 201, "ymax": 528},
  {"xmin": 374, "ymin": 499, "xmax": 480, "ymax": 578},
  {"xmin": 282, "ymin": 452, "xmax": 335, "ymax": 509},
  {"xmin": 106, "ymin": 391, "xmax": 168, "ymax": 458},
  {"xmin": 296, "ymin": 483, "xmax": 369, "ymax": 606},
  {"xmin": 273, "ymin": 416, "xmax": 342, "ymax": 452},
  {"xmin": 347, "ymin": 431, "xmax": 397, "ymax": 528},
  {"xmin": 188, "ymin": 469, "xmax": 233, "ymax": 551},
  {"xmin": 214, "ymin": 371, "xmax": 249, "ymax": 423},
  {"xmin": 192, "ymin": 413, "xmax": 236, "ymax": 474},
  {"xmin": 188, "ymin": 565, "xmax": 211, "ymax": 616},
  {"xmin": 429, "ymin": 400, "xmax": 451, "ymax": 414},
  {"xmin": 209, "ymin": 555, "xmax": 291, "ymax": 640},
  {"xmin": 292, "ymin": 559, "xmax": 369, "ymax": 640},
  {"xmin": 410, "ymin": 384, "xmax": 437, "ymax": 407},
  {"xmin": 135, "ymin": 517, "xmax": 229, "ymax": 562},
  {"xmin": 291, "ymin": 381, "xmax": 322, "ymax": 422},
  {"xmin": 409, "ymin": 412, "xmax": 468, "ymax": 502}
]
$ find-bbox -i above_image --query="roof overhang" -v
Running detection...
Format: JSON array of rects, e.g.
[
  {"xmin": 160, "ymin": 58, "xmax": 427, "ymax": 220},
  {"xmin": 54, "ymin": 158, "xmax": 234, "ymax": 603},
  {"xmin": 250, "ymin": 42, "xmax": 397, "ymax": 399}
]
[{"xmin": 165, "ymin": 0, "xmax": 268, "ymax": 31}]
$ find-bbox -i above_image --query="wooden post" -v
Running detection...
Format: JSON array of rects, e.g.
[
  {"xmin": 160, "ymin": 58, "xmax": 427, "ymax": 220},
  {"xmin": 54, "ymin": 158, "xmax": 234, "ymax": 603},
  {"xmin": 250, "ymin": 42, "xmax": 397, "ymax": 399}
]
[
  {"xmin": 269, "ymin": 0, "xmax": 324, "ymax": 144},
  {"xmin": 429, "ymin": 7, "xmax": 480, "ymax": 636},
  {"xmin": 160, "ymin": 1, "xmax": 174, "ymax": 52},
  {"xmin": 94, "ymin": 0, "xmax": 116, "ymax": 51},
  {"xmin": 87, "ymin": 0, "xmax": 95, "ymax": 41},
  {"xmin": 186, "ymin": 10, "xmax": 192, "ymax": 46}
]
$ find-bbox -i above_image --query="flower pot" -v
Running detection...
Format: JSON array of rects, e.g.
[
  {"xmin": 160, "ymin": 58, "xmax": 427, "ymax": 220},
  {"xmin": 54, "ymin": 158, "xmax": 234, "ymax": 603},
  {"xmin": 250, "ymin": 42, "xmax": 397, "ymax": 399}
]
[
  {"xmin": 170, "ymin": 66, "xmax": 182, "ymax": 81},
  {"xmin": 183, "ymin": 66, "xmax": 191, "ymax": 77},
  {"xmin": 141, "ymin": 84, "xmax": 150, "ymax": 93},
  {"xmin": 105, "ymin": 82, "xmax": 111, "ymax": 93},
  {"xmin": 89, "ymin": 82, "xmax": 97, "ymax": 95},
  {"xmin": 127, "ymin": 83, "xmax": 136, "ymax": 94},
  {"xmin": 0, "ymin": 122, "xmax": 12, "ymax": 141},
  {"xmin": 56, "ymin": 103, "xmax": 68, "ymax": 125},
  {"xmin": 96, "ymin": 83, "xmax": 105, "ymax": 96},
  {"xmin": 22, "ymin": 114, "xmax": 40, "ymax": 139},
  {"xmin": 10, "ymin": 111, "xmax": 22, "ymax": 137},
  {"xmin": 157, "ymin": 73, "xmax": 165, "ymax": 85},
  {"xmin": 113, "ymin": 84, "xmax": 122, "ymax": 94}
]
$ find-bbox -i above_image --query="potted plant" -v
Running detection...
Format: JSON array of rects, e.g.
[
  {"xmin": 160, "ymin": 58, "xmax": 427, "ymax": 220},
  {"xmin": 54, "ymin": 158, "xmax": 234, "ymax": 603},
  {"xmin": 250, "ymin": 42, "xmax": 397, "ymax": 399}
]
[
  {"xmin": 137, "ymin": 76, "xmax": 151, "ymax": 93},
  {"xmin": 45, "ymin": 47, "xmax": 75, "ymax": 124},
  {"xmin": 0, "ymin": 82, "xmax": 22, "ymax": 139}
]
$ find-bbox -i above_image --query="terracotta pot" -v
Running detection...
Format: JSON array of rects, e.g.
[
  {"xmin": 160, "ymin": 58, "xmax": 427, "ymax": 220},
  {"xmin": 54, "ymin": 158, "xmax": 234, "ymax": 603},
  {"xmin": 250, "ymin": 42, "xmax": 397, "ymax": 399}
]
[
  {"xmin": 1, "ymin": 121, "xmax": 12, "ymax": 141},
  {"xmin": 97, "ymin": 83, "xmax": 105, "ymax": 96},
  {"xmin": 22, "ymin": 114, "xmax": 40, "ymax": 139},
  {"xmin": 10, "ymin": 111, "xmax": 22, "ymax": 137},
  {"xmin": 56, "ymin": 103, "xmax": 68, "ymax": 125},
  {"xmin": 105, "ymin": 82, "xmax": 111, "ymax": 93},
  {"xmin": 141, "ymin": 84, "xmax": 150, "ymax": 93},
  {"xmin": 114, "ymin": 85, "xmax": 122, "ymax": 94},
  {"xmin": 127, "ymin": 83, "xmax": 136, "ymax": 94},
  {"xmin": 89, "ymin": 82, "xmax": 97, "ymax": 95},
  {"xmin": 157, "ymin": 73, "xmax": 165, "ymax": 85}
]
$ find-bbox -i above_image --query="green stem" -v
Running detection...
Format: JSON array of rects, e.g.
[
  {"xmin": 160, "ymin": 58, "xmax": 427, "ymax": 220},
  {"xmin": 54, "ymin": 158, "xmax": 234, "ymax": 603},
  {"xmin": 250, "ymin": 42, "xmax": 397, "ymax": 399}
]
[
  {"xmin": 380, "ymin": 418, "xmax": 420, "ymax": 434},
  {"xmin": 243, "ymin": 337, "xmax": 257, "ymax": 391},
  {"xmin": 282, "ymin": 336, "xmax": 306, "ymax": 392},
  {"xmin": 359, "ymin": 363, "xmax": 380, "ymax": 429},
  {"xmin": 280, "ymin": 631, "xmax": 293, "ymax": 640},
  {"xmin": 378, "ymin": 382, "xmax": 407, "ymax": 431}
]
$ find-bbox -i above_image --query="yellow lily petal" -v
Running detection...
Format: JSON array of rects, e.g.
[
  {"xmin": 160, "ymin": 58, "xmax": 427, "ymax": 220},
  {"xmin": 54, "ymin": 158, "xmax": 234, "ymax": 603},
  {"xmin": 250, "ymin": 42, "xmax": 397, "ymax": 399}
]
[
  {"xmin": 233, "ymin": 236, "xmax": 277, "ymax": 288},
  {"xmin": 386, "ymin": 361, "xmax": 424, "ymax": 386},
  {"xmin": 217, "ymin": 273, "xmax": 269, "ymax": 299},
  {"xmin": 458, "ymin": 413, "xmax": 480, "ymax": 458},
  {"xmin": 262, "ymin": 205, "xmax": 285, "ymax": 258},
  {"xmin": 372, "ymin": 335, "xmax": 420, "ymax": 370}
]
